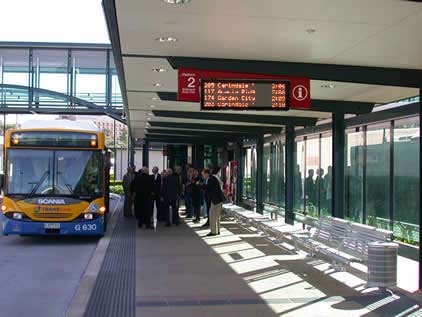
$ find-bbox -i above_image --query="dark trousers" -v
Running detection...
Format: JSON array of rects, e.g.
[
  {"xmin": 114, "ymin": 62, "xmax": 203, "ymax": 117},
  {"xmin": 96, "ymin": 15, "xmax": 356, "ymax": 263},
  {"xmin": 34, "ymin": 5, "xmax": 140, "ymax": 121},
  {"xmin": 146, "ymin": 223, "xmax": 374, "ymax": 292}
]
[
  {"xmin": 152, "ymin": 196, "xmax": 164, "ymax": 222},
  {"xmin": 135, "ymin": 198, "xmax": 152, "ymax": 227},
  {"xmin": 185, "ymin": 192, "xmax": 193, "ymax": 217},
  {"xmin": 193, "ymin": 204, "xmax": 201, "ymax": 221},
  {"xmin": 123, "ymin": 193, "xmax": 133, "ymax": 217},
  {"xmin": 165, "ymin": 199, "xmax": 179, "ymax": 225},
  {"xmin": 206, "ymin": 199, "xmax": 211, "ymax": 223}
]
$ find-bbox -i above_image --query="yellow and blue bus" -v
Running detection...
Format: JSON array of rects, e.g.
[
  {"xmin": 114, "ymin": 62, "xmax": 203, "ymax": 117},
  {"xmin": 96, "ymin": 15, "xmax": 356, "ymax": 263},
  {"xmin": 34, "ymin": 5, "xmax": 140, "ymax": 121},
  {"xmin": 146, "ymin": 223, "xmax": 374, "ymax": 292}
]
[{"xmin": 1, "ymin": 122, "xmax": 110, "ymax": 236}]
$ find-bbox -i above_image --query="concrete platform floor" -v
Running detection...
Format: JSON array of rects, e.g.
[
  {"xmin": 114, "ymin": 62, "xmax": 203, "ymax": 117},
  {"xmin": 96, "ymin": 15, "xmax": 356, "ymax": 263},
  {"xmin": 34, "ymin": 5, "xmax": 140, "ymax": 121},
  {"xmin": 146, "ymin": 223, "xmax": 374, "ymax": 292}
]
[{"xmin": 135, "ymin": 217, "xmax": 422, "ymax": 317}]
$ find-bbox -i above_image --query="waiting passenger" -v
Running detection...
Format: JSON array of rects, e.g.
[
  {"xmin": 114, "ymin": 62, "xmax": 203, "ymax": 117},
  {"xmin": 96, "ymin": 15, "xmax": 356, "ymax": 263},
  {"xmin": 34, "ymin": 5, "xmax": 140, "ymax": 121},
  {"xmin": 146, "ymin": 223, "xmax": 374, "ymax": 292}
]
[
  {"xmin": 315, "ymin": 168, "xmax": 325, "ymax": 208},
  {"xmin": 294, "ymin": 164, "xmax": 302, "ymax": 207},
  {"xmin": 161, "ymin": 168, "xmax": 181, "ymax": 226},
  {"xmin": 131, "ymin": 167, "xmax": 153, "ymax": 229},
  {"xmin": 191, "ymin": 168, "xmax": 203, "ymax": 223},
  {"xmin": 324, "ymin": 166, "xmax": 333, "ymax": 212},
  {"xmin": 304, "ymin": 169, "xmax": 315, "ymax": 207},
  {"xmin": 151, "ymin": 166, "xmax": 162, "ymax": 225},
  {"xmin": 122, "ymin": 166, "xmax": 136, "ymax": 217},
  {"xmin": 184, "ymin": 167, "xmax": 194, "ymax": 218},
  {"xmin": 174, "ymin": 165, "xmax": 184, "ymax": 215},
  {"xmin": 203, "ymin": 168, "xmax": 225, "ymax": 236}
]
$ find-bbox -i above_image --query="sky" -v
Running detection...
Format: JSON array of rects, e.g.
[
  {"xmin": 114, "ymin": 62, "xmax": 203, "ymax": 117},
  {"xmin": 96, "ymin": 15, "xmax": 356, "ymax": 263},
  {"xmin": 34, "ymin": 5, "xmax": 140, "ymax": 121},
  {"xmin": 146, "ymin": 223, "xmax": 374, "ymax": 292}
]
[{"xmin": 0, "ymin": 0, "xmax": 110, "ymax": 43}]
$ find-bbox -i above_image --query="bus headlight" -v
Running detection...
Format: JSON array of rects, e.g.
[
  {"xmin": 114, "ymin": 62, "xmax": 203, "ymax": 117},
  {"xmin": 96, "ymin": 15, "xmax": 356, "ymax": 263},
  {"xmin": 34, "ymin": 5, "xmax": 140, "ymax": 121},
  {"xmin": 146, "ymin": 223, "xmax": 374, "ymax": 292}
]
[
  {"xmin": 13, "ymin": 213, "xmax": 23, "ymax": 220},
  {"xmin": 1, "ymin": 205, "xmax": 7, "ymax": 212},
  {"xmin": 84, "ymin": 213, "xmax": 94, "ymax": 220},
  {"xmin": 99, "ymin": 206, "xmax": 106, "ymax": 213}
]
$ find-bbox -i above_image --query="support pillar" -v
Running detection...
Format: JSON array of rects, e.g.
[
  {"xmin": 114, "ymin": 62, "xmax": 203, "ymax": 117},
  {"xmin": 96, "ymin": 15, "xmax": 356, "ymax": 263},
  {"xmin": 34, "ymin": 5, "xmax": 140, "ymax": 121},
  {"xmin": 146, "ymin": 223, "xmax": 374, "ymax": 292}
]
[
  {"xmin": 285, "ymin": 125, "xmax": 295, "ymax": 225},
  {"xmin": 256, "ymin": 134, "xmax": 264, "ymax": 214},
  {"xmin": 129, "ymin": 138, "xmax": 135, "ymax": 167},
  {"xmin": 236, "ymin": 141, "xmax": 243, "ymax": 205},
  {"xmin": 418, "ymin": 88, "xmax": 422, "ymax": 289},
  {"xmin": 332, "ymin": 113, "xmax": 345, "ymax": 218},
  {"xmin": 192, "ymin": 144, "xmax": 204, "ymax": 169},
  {"xmin": 142, "ymin": 139, "xmax": 149, "ymax": 168}
]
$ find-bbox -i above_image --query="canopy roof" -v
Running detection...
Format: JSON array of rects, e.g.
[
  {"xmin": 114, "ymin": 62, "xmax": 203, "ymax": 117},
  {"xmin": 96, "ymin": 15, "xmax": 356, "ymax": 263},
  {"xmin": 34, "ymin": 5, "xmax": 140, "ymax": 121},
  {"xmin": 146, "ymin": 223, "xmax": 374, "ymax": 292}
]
[{"xmin": 103, "ymin": 0, "xmax": 422, "ymax": 141}]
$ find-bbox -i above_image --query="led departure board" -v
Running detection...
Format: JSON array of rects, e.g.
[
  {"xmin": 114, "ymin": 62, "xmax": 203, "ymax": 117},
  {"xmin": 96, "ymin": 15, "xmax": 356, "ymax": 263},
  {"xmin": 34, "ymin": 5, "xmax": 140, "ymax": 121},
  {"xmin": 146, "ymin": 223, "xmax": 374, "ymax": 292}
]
[{"xmin": 200, "ymin": 79, "xmax": 290, "ymax": 111}]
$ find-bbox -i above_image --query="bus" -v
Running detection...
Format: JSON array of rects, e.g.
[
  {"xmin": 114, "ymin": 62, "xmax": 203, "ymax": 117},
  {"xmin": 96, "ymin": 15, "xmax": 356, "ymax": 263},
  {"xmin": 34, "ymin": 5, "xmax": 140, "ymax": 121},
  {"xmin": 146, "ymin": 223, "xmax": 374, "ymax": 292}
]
[{"xmin": 1, "ymin": 121, "xmax": 110, "ymax": 236}]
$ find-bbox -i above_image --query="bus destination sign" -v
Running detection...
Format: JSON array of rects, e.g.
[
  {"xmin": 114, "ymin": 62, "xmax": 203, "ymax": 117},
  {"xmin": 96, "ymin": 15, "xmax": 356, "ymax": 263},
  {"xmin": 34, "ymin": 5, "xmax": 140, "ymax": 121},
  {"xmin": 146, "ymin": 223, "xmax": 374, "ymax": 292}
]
[{"xmin": 200, "ymin": 79, "xmax": 290, "ymax": 111}]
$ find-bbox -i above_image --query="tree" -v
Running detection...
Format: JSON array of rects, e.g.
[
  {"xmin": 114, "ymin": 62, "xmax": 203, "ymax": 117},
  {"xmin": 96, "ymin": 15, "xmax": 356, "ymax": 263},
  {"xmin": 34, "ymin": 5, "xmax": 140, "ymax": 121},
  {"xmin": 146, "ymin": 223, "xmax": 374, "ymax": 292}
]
[
  {"xmin": 117, "ymin": 127, "xmax": 128, "ymax": 147},
  {"xmin": 103, "ymin": 128, "xmax": 114, "ymax": 148}
]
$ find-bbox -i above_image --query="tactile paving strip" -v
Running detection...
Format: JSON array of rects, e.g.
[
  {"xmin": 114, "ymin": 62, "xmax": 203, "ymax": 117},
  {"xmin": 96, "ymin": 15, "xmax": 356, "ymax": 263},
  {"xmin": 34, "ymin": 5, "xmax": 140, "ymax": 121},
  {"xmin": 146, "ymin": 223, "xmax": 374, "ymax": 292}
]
[{"xmin": 84, "ymin": 214, "xmax": 136, "ymax": 317}]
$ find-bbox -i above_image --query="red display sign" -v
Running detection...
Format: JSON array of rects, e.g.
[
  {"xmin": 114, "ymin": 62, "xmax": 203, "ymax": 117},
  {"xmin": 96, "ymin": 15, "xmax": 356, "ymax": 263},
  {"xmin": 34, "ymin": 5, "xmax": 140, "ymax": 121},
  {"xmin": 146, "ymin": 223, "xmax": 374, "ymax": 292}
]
[{"xmin": 178, "ymin": 68, "xmax": 310, "ymax": 109}]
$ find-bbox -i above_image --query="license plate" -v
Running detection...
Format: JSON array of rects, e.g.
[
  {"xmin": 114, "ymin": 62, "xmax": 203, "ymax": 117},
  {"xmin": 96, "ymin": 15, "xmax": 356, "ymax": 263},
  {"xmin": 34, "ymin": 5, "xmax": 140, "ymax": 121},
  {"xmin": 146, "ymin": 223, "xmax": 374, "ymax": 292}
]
[{"xmin": 44, "ymin": 223, "xmax": 60, "ymax": 229}]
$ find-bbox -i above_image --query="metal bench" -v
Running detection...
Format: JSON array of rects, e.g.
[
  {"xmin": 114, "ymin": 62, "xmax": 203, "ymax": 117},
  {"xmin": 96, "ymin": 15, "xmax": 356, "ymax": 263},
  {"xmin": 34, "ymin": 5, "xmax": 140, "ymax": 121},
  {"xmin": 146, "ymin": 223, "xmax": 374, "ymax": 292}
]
[
  {"xmin": 223, "ymin": 204, "xmax": 274, "ymax": 236},
  {"xmin": 292, "ymin": 216, "xmax": 350, "ymax": 257},
  {"xmin": 325, "ymin": 222, "xmax": 393, "ymax": 270}
]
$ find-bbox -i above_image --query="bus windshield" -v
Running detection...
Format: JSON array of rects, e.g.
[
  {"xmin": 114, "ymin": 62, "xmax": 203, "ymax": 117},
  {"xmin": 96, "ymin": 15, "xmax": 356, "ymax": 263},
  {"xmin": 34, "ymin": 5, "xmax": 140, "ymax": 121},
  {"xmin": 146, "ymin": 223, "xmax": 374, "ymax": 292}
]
[{"xmin": 7, "ymin": 149, "xmax": 103, "ymax": 197}]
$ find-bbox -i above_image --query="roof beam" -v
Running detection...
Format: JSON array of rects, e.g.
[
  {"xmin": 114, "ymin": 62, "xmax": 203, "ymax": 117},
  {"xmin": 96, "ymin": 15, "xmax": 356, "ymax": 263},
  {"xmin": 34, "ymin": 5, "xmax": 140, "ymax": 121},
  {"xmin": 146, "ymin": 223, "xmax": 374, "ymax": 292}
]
[
  {"xmin": 163, "ymin": 56, "xmax": 422, "ymax": 88},
  {"xmin": 103, "ymin": 0, "xmax": 132, "ymax": 136},
  {"xmin": 311, "ymin": 99, "xmax": 374, "ymax": 114},
  {"xmin": 157, "ymin": 91, "xmax": 374, "ymax": 114},
  {"xmin": 152, "ymin": 110, "xmax": 317, "ymax": 126},
  {"xmin": 145, "ymin": 134, "xmax": 232, "ymax": 144},
  {"xmin": 149, "ymin": 121, "xmax": 281, "ymax": 133},
  {"xmin": 147, "ymin": 128, "xmax": 250, "ymax": 138}
]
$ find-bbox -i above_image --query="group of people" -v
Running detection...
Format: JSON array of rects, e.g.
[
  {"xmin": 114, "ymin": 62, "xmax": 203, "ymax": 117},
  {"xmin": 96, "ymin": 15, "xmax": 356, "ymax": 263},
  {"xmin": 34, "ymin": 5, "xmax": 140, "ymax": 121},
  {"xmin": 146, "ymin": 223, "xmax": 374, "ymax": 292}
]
[
  {"xmin": 295, "ymin": 165, "xmax": 332, "ymax": 209},
  {"xmin": 122, "ymin": 165, "xmax": 226, "ymax": 236}
]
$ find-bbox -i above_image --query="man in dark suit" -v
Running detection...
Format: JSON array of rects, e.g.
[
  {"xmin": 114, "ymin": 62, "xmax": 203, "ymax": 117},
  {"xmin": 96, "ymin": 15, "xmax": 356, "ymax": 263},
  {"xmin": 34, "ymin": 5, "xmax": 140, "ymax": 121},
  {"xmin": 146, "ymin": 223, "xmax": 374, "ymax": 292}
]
[
  {"xmin": 151, "ymin": 166, "xmax": 162, "ymax": 225},
  {"xmin": 202, "ymin": 168, "xmax": 225, "ymax": 236},
  {"xmin": 161, "ymin": 168, "xmax": 181, "ymax": 226},
  {"xmin": 131, "ymin": 167, "xmax": 153, "ymax": 229}
]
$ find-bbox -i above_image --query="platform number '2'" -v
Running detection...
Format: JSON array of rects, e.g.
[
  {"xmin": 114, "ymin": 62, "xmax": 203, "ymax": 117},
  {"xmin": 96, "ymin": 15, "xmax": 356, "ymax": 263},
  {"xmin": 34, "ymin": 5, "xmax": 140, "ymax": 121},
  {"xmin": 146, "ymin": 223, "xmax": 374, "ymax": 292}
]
[{"xmin": 187, "ymin": 77, "xmax": 195, "ymax": 88}]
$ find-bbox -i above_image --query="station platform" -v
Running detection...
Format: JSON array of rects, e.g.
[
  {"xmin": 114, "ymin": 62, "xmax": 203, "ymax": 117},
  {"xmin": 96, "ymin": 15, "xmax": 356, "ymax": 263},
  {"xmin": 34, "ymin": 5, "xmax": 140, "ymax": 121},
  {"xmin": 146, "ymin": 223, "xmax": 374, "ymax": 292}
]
[{"xmin": 71, "ymin": 209, "xmax": 422, "ymax": 317}]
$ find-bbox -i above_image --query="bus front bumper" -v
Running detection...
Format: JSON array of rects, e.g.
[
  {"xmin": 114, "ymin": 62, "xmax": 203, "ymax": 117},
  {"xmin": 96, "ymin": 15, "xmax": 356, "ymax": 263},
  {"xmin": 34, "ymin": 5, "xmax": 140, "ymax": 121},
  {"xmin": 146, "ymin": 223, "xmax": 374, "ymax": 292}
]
[{"xmin": 1, "ymin": 215, "xmax": 105, "ymax": 236}]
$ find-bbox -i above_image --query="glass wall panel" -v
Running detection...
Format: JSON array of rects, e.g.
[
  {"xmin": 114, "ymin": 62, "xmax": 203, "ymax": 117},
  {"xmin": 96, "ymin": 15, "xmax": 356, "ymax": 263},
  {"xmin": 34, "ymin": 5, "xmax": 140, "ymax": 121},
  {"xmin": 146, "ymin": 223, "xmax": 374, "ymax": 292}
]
[
  {"xmin": 72, "ymin": 50, "xmax": 107, "ymax": 105},
  {"xmin": 279, "ymin": 142, "xmax": 286, "ymax": 208},
  {"xmin": 393, "ymin": 117, "xmax": 419, "ymax": 244},
  {"xmin": 242, "ymin": 148, "xmax": 247, "ymax": 197},
  {"xmin": 345, "ymin": 128, "xmax": 364, "ymax": 222},
  {"xmin": 110, "ymin": 56, "xmax": 122, "ymax": 107},
  {"xmin": 320, "ymin": 133, "xmax": 332, "ymax": 216},
  {"xmin": 32, "ymin": 49, "xmax": 68, "ymax": 94},
  {"xmin": 305, "ymin": 136, "xmax": 319, "ymax": 217},
  {"xmin": 262, "ymin": 138, "xmax": 286, "ymax": 208},
  {"xmin": 0, "ymin": 49, "xmax": 30, "ymax": 105},
  {"xmin": 251, "ymin": 147, "xmax": 257, "ymax": 200},
  {"xmin": 204, "ymin": 145, "xmax": 215, "ymax": 168},
  {"xmin": 243, "ymin": 148, "xmax": 253, "ymax": 198},
  {"xmin": 366, "ymin": 122, "xmax": 391, "ymax": 229},
  {"xmin": 294, "ymin": 138, "xmax": 305, "ymax": 213},
  {"xmin": 263, "ymin": 143, "xmax": 271, "ymax": 203}
]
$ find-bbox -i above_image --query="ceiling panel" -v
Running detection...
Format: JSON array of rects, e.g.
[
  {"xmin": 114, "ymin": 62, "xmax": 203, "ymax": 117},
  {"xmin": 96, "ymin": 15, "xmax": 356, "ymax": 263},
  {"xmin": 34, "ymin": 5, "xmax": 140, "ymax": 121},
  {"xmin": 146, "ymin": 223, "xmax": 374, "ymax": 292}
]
[
  {"xmin": 112, "ymin": 0, "xmax": 422, "ymax": 140},
  {"xmin": 117, "ymin": 0, "xmax": 422, "ymax": 68},
  {"xmin": 123, "ymin": 57, "xmax": 177, "ymax": 91},
  {"xmin": 117, "ymin": 0, "xmax": 418, "ymax": 26}
]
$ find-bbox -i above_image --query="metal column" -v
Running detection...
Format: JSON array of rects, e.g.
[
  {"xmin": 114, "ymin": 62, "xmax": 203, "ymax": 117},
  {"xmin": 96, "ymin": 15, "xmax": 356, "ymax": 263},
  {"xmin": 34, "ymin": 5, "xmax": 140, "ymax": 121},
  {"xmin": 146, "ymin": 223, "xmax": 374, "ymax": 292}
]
[
  {"xmin": 256, "ymin": 134, "xmax": 264, "ymax": 214},
  {"xmin": 142, "ymin": 139, "xmax": 149, "ymax": 168},
  {"xmin": 332, "ymin": 112, "xmax": 345, "ymax": 218},
  {"xmin": 129, "ymin": 138, "xmax": 135, "ymax": 167},
  {"xmin": 193, "ymin": 144, "xmax": 204, "ymax": 169},
  {"xmin": 236, "ymin": 141, "xmax": 243, "ymax": 204},
  {"xmin": 419, "ymin": 88, "xmax": 422, "ymax": 290},
  {"xmin": 285, "ymin": 125, "xmax": 295, "ymax": 225}
]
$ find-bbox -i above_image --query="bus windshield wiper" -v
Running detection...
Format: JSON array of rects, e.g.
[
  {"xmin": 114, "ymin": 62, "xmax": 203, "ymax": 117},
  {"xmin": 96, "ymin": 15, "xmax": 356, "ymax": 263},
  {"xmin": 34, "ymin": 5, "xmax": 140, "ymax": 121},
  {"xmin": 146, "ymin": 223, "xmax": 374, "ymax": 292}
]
[
  {"xmin": 28, "ymin": 171, "xmax": 50, "ymax": 197},
  {"xmin": 65, "ymin": 183, "xmax": 74, "ymax": 195}
]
